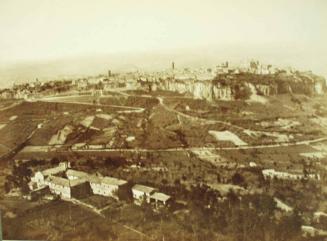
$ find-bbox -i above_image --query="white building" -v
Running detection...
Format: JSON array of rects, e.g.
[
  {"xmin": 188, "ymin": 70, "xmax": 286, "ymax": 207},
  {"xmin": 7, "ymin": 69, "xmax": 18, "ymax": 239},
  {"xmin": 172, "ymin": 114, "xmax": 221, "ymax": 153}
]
[
  {"xmin": 66, "ymin": 169, "xmax": 128, "ymax": 199},
  {"xmin": 66, "ymin": 169, "xmax": 89, "ymax": 180},
  {"xmin": 150, "ymin": 192, "xmax": 172, "ymax": 208},
  {"xmin": 132, "ymin": 184, "xmax": 157, "ymax": 205},
  {"xmin": 314, "ymin": 211, "xmax": 327, "ymax": 223},
  {"xmin": 46, "ymin": 176, "xmax": 71, "ymax": 198},
  {"xmin": 71, "ymin": 143, "xmax": 87, "ymax": 150},
  {"xmin": 89, "ymin": 176, "xmax": 127, "ymax": 199},
  {"xmin": 262, "ymin": 169, "xmax": 320, "ymax": 181},
  {"xmin": 274, "ymin": 197, "xmax": 293, "ymax": 212},
  {"xmin": 314, "ymin": 82, "xmax": 324, "ymax": 95},
  {"xmin": 29, "ymin": 164, "xmax": 172, "ymax": 205},
  {"xmin": 46, "ymin": 175, "xmax": 89, "ymax": 199},
  {"xmin": 249, "ymin": 162, "xmax": 257, "ymax": 167},
  {"xmin": 31, "ymin": 162, "xmax": 70, "ymax": 188}
]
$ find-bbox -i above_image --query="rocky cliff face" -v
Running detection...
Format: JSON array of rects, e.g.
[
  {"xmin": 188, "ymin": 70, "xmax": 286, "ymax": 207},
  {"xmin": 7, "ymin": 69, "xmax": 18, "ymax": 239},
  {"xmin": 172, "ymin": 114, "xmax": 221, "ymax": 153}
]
[
  {"xmin": 157, "ymin": 72, "xmax": 326, "ymax": 101},
  {"xmin": 160, "ymin": 79, "xmax": 233, "ymax": 101},
  {"xmin": 275, "ymin": 72, "xmax": 326, "ymax": 96},
  {"xmin": 212, "ymin": 84, "xmax": 233, "ymax": 100}
]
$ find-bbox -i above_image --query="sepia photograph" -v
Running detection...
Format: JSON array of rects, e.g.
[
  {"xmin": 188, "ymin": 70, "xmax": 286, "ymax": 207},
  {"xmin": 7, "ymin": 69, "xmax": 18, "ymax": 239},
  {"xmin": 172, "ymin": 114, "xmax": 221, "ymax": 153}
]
[{"xmin": 0, "ymin": 0, "xmax": 327, "ymax": 240}]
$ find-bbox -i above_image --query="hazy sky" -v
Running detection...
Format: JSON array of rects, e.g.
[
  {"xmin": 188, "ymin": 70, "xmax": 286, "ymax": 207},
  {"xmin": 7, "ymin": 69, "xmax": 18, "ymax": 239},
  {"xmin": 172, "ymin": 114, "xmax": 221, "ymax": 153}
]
[{"xmin": 0, "ymin": 0, "xmax": 326, "ymax": 82}]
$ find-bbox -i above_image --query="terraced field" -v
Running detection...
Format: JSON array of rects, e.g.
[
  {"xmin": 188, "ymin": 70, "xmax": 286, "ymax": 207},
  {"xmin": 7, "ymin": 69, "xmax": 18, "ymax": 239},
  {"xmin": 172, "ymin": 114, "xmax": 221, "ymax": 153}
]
[{"xmin": 1, "ymin": 91, "xmax": 326, "ymax": 161}]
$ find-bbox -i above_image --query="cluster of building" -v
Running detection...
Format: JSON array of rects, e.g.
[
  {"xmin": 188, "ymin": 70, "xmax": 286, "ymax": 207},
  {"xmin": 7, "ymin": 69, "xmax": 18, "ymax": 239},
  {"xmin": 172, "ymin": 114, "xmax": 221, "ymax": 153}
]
[
  {"xmin": 215, "ymin": 61, "xmax": 277, "ymax": 75},
  {"xmin": 28, "ymin": 162, "xmax": 172, "ymax": 208},
  {"xmin": 262, "ymin": 168, "xmax": 320, "ymax": 181},
  {"xmin": 0, "ymin": 60, "xmax": 324, "ymax": 102}
]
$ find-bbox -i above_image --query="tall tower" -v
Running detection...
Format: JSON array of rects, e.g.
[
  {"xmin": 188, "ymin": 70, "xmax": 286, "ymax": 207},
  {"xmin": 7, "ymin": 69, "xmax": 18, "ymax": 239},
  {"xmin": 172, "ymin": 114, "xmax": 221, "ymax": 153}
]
[
  {"xmin": 172, "ymin": 62, "xmax": 175, "ymax": 71},
  {"xmin": 108, "ymin": 70, "xmax": 111, "ymax": 77}
]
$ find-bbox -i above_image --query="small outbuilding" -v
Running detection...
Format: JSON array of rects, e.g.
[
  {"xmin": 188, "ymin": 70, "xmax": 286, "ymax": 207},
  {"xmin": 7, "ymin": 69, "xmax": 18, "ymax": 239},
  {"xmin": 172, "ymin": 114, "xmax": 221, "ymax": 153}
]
[
  {"xmin": 150, "ymin": 192, "xmax": 172, "ymax": 208},
  {"xmin": 132, "ymin": 184, "xmax": 157, "ymax": 205}
]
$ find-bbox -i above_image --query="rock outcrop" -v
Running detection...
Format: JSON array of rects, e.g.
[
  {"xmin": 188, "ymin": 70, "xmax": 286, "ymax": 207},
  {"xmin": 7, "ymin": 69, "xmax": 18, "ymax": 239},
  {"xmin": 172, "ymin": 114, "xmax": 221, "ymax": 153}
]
[{"xmin": 156, "ymin": 71, "xmax": 326, "ymax": 101}]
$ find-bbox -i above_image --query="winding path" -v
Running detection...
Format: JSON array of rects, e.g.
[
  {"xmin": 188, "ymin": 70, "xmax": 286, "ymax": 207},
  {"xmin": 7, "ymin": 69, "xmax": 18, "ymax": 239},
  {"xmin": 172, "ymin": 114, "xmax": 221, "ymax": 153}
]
[
  {"xmin": 157, "ymin": 96, "xmax": 247, "ymax": 130},
  {"xmin": 64, "ymin": 197, "xmax": 151, "ymax": 239},
  {"xmin": 19, "ymin": 136, "xmax": 327, "ymax": 154},
  {"xmin": 0, "ymin": 100, "xmax": 23, "ymax": 112},
  {"xmin": 38, "ymin": 95, "xmax": 145, "ymax": 113}
]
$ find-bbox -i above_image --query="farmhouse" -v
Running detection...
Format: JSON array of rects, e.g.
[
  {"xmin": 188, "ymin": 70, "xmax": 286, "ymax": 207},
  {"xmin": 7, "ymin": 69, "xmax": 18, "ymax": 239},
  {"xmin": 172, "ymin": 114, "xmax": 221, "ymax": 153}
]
[
  {"xmin": 46, "ymin": 176, "xmax": 90, "ymax": 199},
  {"xmin": 132, "ymin": 184, "xmax": 157, "ymax": 205},
  {"xmin": 71, "ymin": 143, "xmax": 87, "ymax": 150},
  {"xmin": 46, "ymin": 176, "xmax": 70, "ymax": 198},
  {"xmin": 28, "ymin": 163, "xmax": 172, "ymax": 206},
  {"xmin": 31, "ymin": 162, "xmax": 70, "ymax": 188},
  {"xmin": 89, "ymin": 176, "xmax": 127, "ymax": 200},
  {"xmin": 66, "ymin": 169, "xmax": 128, "ymax": 200},
  {"xmin": 314, "ymin": 211, "xmax": 327, "ymax": 223}
]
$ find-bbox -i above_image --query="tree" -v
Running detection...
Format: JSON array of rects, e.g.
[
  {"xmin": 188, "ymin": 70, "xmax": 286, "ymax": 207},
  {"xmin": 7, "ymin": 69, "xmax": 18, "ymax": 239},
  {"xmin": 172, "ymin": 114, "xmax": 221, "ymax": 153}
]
[
  {"xmin": 4, "ymin": 181, "xmax": 11, "ymax": 193},
  {"xmin": 235, "ymin": 84, "xmax": 252, "ymax": 100},
  {"xmin": 226, "ymin": 189, "xmax": 239, "ymax": 209},
  {"xmin": 50, "ymin": 157, "xmax": 60, "ymax": 166},
  {"xmin": 276, "ymin": 212, "xmax": 302, "ymax": 241},
  {"xmin": 161, "ymin": 178, "xmax": 168, "ymax": 186},
  {"xmin": 141, "ymin": 196, "xmax": 157, "ymax": 222},
  {"xmin": 232, "ymin": 173, "xmax": 245, "ymax": 186}
]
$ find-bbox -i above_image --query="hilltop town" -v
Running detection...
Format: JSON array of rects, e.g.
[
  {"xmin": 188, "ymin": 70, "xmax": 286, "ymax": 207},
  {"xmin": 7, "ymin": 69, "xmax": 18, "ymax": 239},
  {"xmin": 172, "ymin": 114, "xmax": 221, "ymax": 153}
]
[
  {"xmin": 0, "ymin": 61, "xmax": 327, "ymax": 241},
  {"xmin": 0, "ymin": 61, "xmax": 325, "ymax": 101}
]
